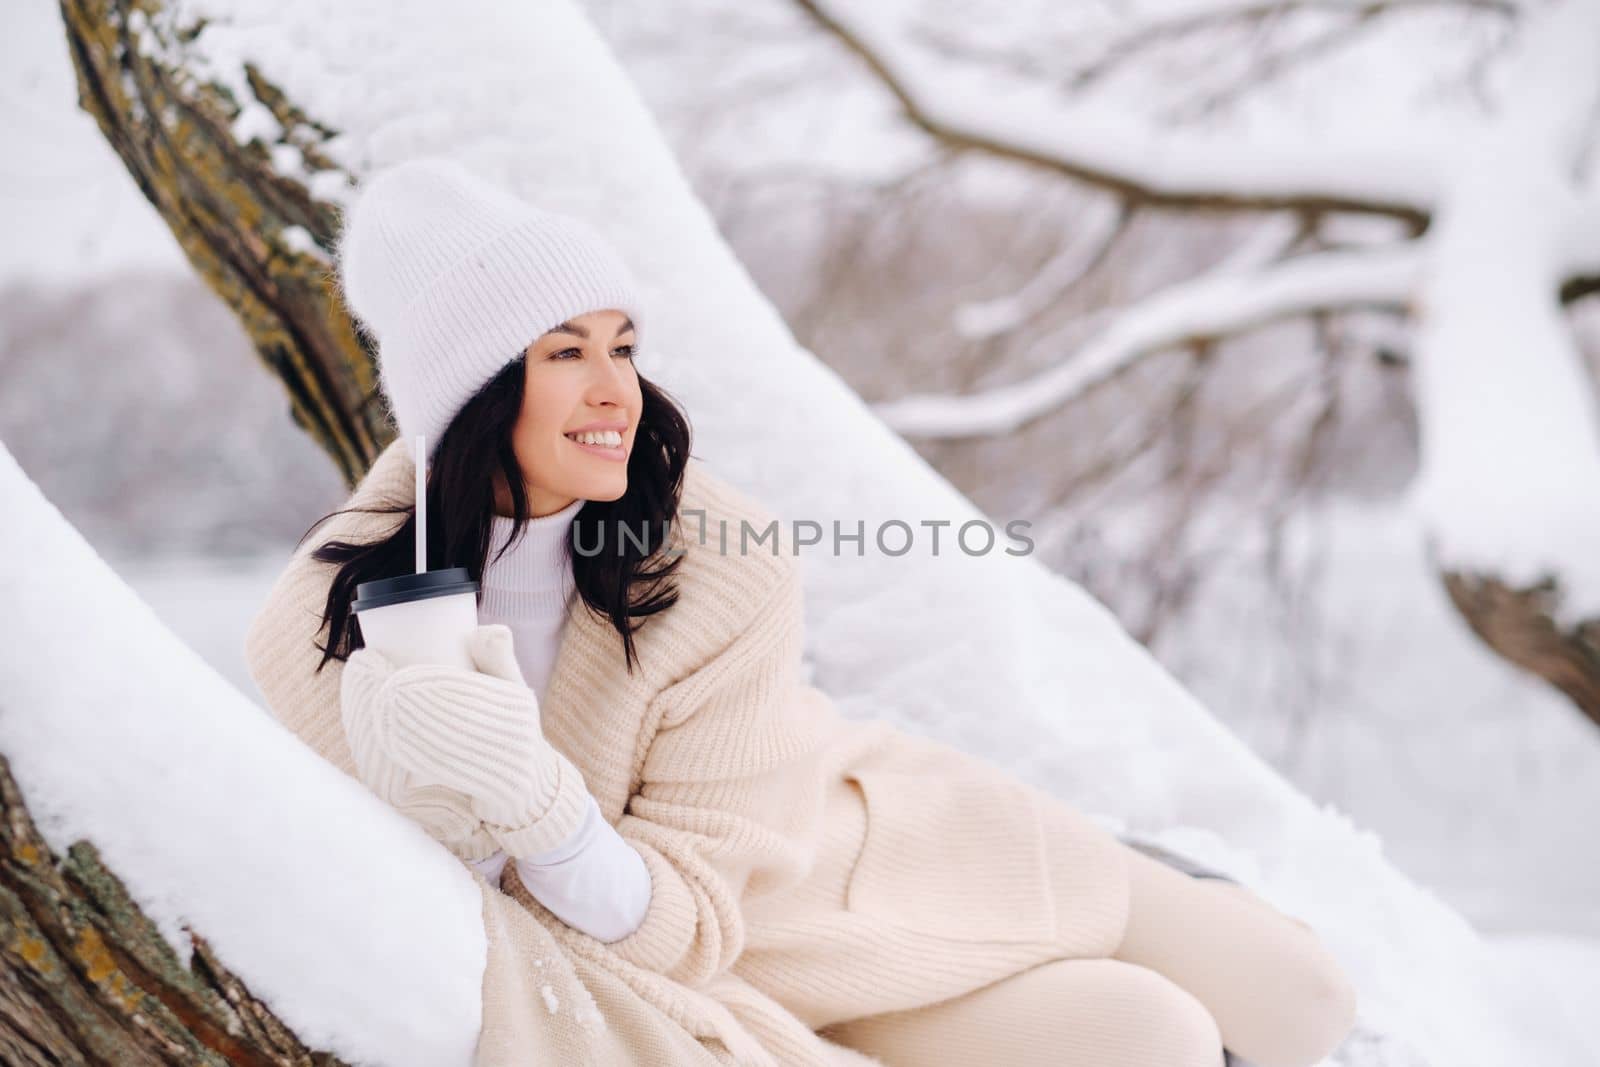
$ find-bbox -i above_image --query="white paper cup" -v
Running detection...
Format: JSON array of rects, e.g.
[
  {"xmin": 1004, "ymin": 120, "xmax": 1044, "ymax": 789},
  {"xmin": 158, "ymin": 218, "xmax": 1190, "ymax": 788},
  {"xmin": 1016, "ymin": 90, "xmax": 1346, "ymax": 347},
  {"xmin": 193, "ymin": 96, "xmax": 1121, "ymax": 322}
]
[{"xmin": 351, "ymin": 567, "xmax": 480, "ymax": 672}]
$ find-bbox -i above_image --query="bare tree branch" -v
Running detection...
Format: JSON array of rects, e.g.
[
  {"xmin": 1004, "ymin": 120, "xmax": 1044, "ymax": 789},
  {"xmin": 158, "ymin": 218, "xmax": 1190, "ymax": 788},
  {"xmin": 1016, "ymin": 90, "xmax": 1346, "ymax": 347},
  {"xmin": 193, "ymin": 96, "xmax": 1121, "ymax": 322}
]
[
  {"xmin": 953, "ymin": 197, "xmax": 1132, "ymax": 340},
  {"xmin": 1160, "ymin": 9, "xmax": 1389, "ymax": 123},
  {"xmin": 1070, "ymin": 0, "xmax": 1514, "ymax": 92}
]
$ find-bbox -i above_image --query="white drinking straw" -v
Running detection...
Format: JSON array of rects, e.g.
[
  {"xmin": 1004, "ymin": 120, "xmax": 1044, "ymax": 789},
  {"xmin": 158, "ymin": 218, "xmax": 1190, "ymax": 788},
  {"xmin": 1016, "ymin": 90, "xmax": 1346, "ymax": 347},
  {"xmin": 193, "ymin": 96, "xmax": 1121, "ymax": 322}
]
[{"xmin": 415, "ymin": 434, "xmax": 427, "ymax": 574}]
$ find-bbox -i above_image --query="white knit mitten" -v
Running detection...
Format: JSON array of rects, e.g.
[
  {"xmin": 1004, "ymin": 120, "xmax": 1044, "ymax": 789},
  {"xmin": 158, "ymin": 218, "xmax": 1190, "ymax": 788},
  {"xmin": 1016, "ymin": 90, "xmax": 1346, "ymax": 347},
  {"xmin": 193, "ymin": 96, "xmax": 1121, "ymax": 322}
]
[
  {"xmin": 351, "ymin": 624, "xmax": 591, "ymax": 858},
  {"xmin": 340, "ymin": 647, "xmax": 499, "ymax": 863}
]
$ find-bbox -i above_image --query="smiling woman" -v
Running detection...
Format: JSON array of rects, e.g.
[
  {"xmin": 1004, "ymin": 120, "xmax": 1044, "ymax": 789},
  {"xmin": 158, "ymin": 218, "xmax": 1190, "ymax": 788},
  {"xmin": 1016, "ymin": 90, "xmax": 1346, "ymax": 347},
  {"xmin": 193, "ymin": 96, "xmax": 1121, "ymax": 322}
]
[
  {"xmin": 310, "ymin": 159, "xmax": 695, "ymax": 678},
  {"xmin": 238, "ymin": 156, "xmax": 1360, "ymax": 1067}
]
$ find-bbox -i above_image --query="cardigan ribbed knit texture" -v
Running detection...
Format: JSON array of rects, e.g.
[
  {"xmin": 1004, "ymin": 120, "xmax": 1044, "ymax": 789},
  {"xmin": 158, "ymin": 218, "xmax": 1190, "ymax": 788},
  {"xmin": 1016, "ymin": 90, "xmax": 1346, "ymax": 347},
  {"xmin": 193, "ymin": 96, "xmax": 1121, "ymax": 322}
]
[{"xmin": 243, "ymin": 437, "xmax": 1130, "ymax": 1065}]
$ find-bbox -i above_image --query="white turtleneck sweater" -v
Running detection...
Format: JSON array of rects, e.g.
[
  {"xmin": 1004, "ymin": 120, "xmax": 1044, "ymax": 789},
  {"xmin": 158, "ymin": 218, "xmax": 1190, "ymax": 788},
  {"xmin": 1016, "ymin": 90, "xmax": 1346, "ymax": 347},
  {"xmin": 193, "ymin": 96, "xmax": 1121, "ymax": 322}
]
[{"xmin": 463, "ymin": 496, "xmax": 653, "ymax": 944}]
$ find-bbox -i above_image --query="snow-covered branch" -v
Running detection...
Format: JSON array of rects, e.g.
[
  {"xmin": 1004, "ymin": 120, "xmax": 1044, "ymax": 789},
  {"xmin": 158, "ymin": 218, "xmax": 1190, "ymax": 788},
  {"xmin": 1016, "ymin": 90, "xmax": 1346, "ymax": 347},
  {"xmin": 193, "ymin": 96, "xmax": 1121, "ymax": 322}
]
[
  {"xmin": 874, "ymin": 242, "xmax": 1420, "ymax": 437},
  {"xmin": 794, "ymin": 0, "xmax": 1443, "ymax": 221},
  {"xmin": 0, "ymin": 440, "xmax": 487, "ymax": 1067}
]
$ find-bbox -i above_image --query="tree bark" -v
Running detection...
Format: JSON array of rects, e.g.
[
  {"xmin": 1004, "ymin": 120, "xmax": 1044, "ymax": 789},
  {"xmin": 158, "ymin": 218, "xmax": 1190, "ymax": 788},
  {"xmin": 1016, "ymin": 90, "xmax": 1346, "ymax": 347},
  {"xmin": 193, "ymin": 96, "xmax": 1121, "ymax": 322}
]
[
  {"xmin": 0, "ymin": 755, "xmax": 348, "ymax": 1066},
  {"xmin": 58, "ymin": 0, "xmax": 394, "ymax": 489},
  {"xmin": 1, "ymin": 4, "xmax": 394, "ymax": 1060},
  {"xmin": 1443, "ymin": 572, "xmax": 1600, "ymax": 732}
]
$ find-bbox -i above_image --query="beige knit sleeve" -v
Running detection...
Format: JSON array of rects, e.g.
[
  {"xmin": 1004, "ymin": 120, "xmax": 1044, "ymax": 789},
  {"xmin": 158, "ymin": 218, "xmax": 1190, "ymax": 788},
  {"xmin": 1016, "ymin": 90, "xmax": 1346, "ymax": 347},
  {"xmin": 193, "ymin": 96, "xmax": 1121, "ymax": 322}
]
[{"xmin": 599, "ymin": 560, "xmax": 830, "ymax": 988}]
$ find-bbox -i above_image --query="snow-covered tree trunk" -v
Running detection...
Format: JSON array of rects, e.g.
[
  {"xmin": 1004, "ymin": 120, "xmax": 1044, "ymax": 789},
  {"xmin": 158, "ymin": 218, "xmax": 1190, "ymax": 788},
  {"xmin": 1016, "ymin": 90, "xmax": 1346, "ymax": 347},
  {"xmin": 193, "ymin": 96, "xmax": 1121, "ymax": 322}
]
[
  {"xmin": 1407, "ymin": 2, "xmax": 1600, "ymax": 727},
  {"xmin": 2, "ymin": 8, "xmax": 391, "ymax": 1052},
  {"xmin": 0, "ymin": 5, "xmax": 407, "ymax": 1060},
  {"xmin": 0, "ymin": 433, "xmax": 487, "ymax": 1065},
  {"xmin": 59, "ymin": 0, "xmax": 386, "ymax": 486},
  {"xmin": 0, "ymin": 758, "xmax": 343, "ymax": 1065}
]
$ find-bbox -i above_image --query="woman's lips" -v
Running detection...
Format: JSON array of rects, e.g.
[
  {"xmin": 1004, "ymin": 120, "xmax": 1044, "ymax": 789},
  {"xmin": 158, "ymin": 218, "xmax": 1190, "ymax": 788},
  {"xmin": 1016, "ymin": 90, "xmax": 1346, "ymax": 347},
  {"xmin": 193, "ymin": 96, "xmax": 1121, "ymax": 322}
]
[{"xmin": 564, "ymin": 435, "xmax": 627, "ymax": 462}]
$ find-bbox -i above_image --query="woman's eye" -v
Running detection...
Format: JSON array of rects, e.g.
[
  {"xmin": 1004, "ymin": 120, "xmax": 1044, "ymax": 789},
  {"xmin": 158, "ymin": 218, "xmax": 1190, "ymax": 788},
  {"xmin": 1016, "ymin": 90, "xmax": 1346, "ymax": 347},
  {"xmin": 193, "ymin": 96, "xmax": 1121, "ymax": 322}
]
[{"xmin": 549, "ymin": 345, "xmax": 636, "ymax": 361}]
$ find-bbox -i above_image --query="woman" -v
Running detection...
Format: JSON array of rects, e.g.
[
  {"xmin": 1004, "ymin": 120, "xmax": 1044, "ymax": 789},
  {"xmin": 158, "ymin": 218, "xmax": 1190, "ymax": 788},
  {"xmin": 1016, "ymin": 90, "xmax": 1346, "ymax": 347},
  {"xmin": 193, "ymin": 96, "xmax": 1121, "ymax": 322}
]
[{"xmin": 245, "ymin": 158, "xmax": 1357, "ymax": 1067}]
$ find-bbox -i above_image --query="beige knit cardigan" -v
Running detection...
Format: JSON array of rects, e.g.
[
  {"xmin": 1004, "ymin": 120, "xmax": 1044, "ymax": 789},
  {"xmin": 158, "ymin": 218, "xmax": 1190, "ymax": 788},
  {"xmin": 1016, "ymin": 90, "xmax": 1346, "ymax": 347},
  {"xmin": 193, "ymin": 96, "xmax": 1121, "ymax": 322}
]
[{"xmin": 243, "ymin": 437, "xmax": 1130, "ymax": 1065}]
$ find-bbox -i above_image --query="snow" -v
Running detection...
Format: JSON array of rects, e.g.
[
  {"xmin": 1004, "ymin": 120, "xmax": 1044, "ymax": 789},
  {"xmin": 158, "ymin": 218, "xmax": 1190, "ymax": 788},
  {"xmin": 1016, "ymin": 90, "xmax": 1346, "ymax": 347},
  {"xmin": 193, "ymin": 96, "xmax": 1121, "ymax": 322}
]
[
  {"xmin": 0, "ymin": 441, "xmax": 487, "ymax": 1067},
  {"xmin": 104, "ymin": 552, "xmax": 290, "ymax": 703},
  {"xmin": 1488, "ymin": 933, "xmax": 1600, "ymax": 1061},
  {"xmin": 2, "ymin": 0, "xmax": 1596, "ymax": 1064}
]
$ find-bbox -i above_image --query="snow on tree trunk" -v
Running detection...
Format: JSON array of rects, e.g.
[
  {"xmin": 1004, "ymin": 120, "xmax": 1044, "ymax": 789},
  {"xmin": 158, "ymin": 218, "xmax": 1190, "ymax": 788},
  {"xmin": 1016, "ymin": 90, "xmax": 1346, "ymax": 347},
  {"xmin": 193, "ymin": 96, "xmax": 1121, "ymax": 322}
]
[
  {"xmin": 0, "ymin": 756, "xmax": 345, "ymax": 1066},
  {"xmin": 0, "ymin": 437, "xmax": 487, "ymax": 1065}
]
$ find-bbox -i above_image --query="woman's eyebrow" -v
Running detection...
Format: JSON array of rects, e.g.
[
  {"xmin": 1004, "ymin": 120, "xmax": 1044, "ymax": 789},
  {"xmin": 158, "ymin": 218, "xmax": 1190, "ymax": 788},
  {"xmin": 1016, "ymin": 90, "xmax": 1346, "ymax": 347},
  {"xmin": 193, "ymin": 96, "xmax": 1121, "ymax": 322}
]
[{"xmin": 547, "ymin": 317, "xmax": 635, "ymax": 340}]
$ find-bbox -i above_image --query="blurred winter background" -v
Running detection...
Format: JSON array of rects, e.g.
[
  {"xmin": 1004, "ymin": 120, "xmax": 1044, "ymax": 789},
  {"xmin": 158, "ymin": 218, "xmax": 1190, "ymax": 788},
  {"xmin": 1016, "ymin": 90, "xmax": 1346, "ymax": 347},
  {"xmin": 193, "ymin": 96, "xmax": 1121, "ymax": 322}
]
[{"xmin": 3, "ymin": 0, "xmax": 1597, "ymax": 1003}]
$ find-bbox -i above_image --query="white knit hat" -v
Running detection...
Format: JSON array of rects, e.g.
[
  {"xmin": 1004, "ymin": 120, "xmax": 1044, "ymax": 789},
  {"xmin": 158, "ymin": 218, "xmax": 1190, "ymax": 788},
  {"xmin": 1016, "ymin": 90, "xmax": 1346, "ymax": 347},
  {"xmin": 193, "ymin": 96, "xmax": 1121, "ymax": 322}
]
[{"xmin": 334, "ymin": 157, "xmax": 647, "ymax": 456}]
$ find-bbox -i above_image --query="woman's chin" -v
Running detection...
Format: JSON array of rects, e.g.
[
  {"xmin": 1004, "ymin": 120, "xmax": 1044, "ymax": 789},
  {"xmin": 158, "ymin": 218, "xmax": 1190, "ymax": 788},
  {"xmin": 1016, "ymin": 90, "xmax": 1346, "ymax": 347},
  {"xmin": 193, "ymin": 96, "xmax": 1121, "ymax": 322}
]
[{"xmin": 573, "ymin": 473, "xmax": 628, "ymax": 502}]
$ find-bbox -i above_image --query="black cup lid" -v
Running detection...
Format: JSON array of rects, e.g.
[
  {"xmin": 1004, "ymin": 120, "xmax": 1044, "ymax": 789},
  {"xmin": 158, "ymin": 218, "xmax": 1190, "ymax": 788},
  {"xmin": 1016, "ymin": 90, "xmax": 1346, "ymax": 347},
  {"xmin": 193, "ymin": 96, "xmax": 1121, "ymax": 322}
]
[{"xmin": 352, "ymin": 567, "xmax": 479, "ymax": 612}]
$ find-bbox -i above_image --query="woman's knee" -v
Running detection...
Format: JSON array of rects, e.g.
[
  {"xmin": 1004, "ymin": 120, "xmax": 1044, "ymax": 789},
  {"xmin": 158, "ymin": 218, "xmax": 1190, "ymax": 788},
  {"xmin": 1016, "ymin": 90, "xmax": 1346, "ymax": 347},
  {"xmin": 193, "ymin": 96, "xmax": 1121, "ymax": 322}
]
[
  {"xmin": 990, "ymin": 958, "xmax": 1225, "ymax": 1066},
  {"xmin": 1212, "ymin": 881, "xmax": 1359, "ymax": 1064},
  {"xmin": 1117, "ymin": 850, "xmax": 1358, "ymax": 1067},
  {"xmin": 1261, "ymin": 935, "xmax": 1359, "ymax": 1067},
  {"xmin": 822, "ymin": 958, "xmax": 1224, "ymax": 1067},
  {"xmin": 1089, "ymin": 960, "xmax": 1226, "ymax": 1067}
]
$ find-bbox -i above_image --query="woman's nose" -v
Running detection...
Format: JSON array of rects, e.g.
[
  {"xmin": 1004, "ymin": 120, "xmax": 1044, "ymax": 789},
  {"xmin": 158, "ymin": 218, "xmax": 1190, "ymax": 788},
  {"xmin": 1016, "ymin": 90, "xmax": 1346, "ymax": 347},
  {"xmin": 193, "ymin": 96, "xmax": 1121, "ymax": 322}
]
[{"xmin": 585, "ymin": 353, "xmax": 632, "ymax": 396}]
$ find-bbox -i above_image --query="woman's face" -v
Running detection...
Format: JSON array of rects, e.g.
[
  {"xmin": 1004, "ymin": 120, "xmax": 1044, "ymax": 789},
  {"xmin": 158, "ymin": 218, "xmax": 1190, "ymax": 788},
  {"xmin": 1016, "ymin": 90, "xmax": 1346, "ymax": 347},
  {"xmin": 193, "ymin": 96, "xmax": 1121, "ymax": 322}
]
[{"xmin": 494, "ymin": 308, "xmax": 642, "ymax": 516}]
